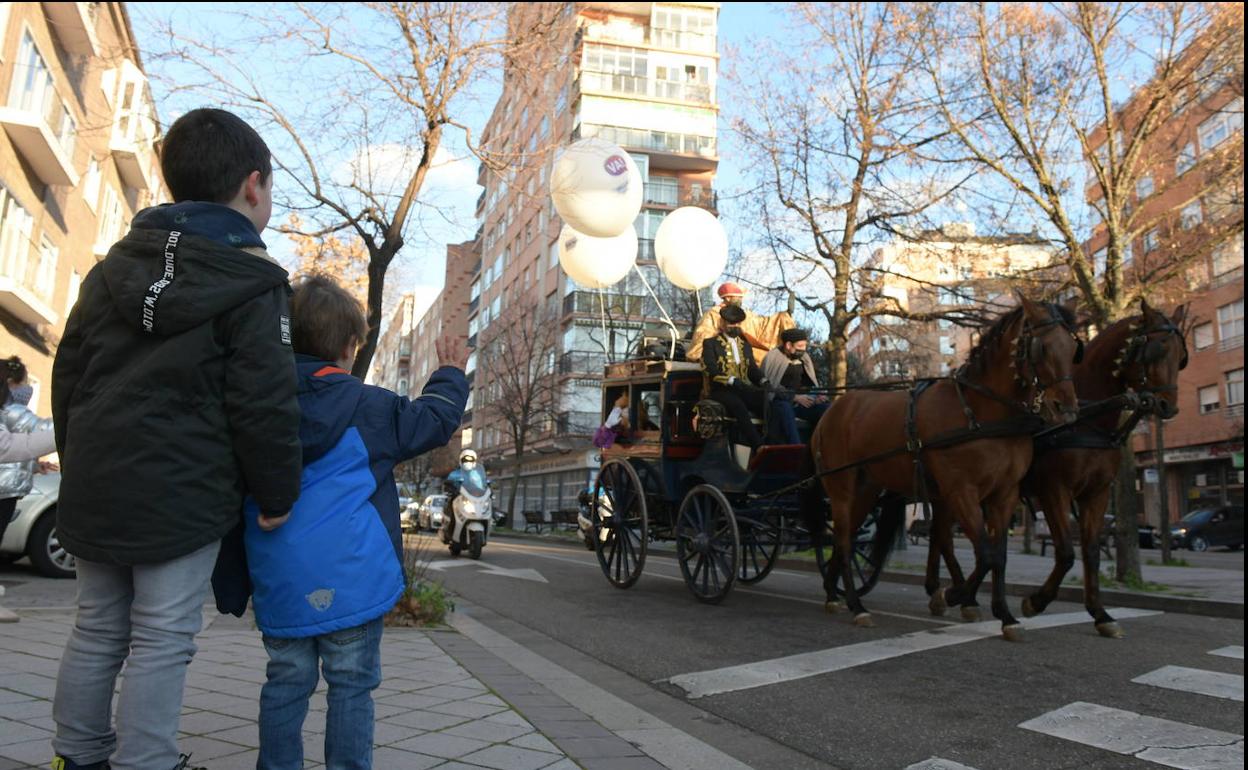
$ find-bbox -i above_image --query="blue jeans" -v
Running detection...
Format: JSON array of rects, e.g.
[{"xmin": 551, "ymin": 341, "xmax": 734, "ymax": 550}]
[
  {"xmin": 770, "ymin": 399, "xmax": 830, "ymax": 444},
  {"xmin": 259, "ymin": 617, "xmax": 384, "ymax": 770},
  {"xmin": 52, "ymin": 540, "xmax": 220, "ymax": 770}
]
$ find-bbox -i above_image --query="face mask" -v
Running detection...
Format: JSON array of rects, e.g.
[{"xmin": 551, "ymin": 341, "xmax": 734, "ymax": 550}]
[
  {"xmin": 6, "ymin": 384, "xmax": 32, "ymax": 406},
  {"xmin": 789, "ymin": 353, "xmax": 805, "ymax": 362},
  {"xmin": 725, "ymin": 328, "xmax": 742, "ymax": 338}
]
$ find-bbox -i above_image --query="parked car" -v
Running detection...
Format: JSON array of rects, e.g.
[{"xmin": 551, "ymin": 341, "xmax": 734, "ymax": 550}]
[
  {"xmin": 0, "ymin": 472, "xmax": 75, "ymax": 578},
  {"xmin": 417, "ymin": 495, "xmax": 448, "ymax": 531},
  {"xmin": 1170, "ymin": 505, "xmax": 1244, "ymax": 552},
  {"xmin": 400, "ymin": 499, "xmax": 421, "ymax": 533}
]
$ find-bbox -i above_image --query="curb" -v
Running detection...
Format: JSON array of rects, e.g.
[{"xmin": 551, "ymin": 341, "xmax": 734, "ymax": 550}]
[
  {"xmin": 491, "ymin": 532, "xmax": 1243, "ymax": 620},
  {"xmin": 770, "ymin": 557, "xmax": 1245, "ymax": 620}
]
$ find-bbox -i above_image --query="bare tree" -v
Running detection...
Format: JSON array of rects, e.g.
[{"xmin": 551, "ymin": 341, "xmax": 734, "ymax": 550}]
[
  {"xmin": 148, "ymin": 2, "xmax": 571, "ymax": 378},
  {"xmin": 474, "ymin": 302, "xmax": 562, "ymax": 519},
  {"xmin": 919, "ymin": 2, "xmax": 1243, "ymax": 328},
  {"xmin": 730, "ymin": 2, "xmax": 981, "ymax": 391}
]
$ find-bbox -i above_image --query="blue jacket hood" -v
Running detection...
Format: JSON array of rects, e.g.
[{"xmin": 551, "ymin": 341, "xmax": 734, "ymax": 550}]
[
  {"xmin": 295, "ymin": 355, "xmax": 363, "ymax": 465},
  {"xmin": 131, "ymin": 202, "xmax": 266, "ymax": 249}
]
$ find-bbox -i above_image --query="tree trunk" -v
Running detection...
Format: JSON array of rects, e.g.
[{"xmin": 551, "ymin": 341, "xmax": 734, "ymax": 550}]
[
  {"xmin": 1113, "ymin": 446, "xmax": 1142, "ymax": 582},
  {"xmin": 352, "ymin": 248, "xmax": 395, "ymax": 379}
]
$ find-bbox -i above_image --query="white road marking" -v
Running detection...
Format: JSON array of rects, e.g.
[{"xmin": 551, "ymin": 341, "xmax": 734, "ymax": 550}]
[
  {"xmin": 487, "ymin": 540, "xmax": 955, "ymax": 626},
  {"xmin": 1209, "ymin": 646, "xmax": 1244, "ymax": 660},
  {"xmin": 664, "ymin": 608, "xmax": 1162, "ymax": 699},
  {"xmin": 905, "ymin": 758, "xmax": 981, "ymax": 770},
  {"xmin": 1019, "ymin": 701, "xmax": 1244, "ymax": 769},
  {"xmin": 427, "ymin": 558, "xmax": 548, "ymax": 583},
  {"xmin": 1132, "ymin": 666, "xmax": 1244, "ymax": 702}
]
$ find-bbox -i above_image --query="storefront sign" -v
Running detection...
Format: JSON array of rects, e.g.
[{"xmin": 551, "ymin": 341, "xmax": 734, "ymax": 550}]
[{"xmin": 1143, "ymin": 469, "xmax": 1159, "ymax": 484}]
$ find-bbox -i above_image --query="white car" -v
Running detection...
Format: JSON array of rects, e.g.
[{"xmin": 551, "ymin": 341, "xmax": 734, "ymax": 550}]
[
  {"xmin": 0, "ymin": 472, "xmax": 76, "ymax": 578},
  {"xmin": 400, "ymin": 499, "xmax": 422, "ymax": 533},
  {"xmin": 417, "ymin": 495, "xmax": 448, "ymax": 531}
]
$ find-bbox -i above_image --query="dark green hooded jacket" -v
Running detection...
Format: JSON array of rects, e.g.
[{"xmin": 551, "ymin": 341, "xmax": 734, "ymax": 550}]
[{"xmin": 52, "ymin": 203, "xmax": 301, "ymax": 565}]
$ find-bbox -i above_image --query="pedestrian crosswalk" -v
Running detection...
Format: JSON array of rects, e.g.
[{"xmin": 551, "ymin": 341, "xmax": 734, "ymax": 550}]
[
  {"xmin": 904, "ymin": 644, "xmax": 1245, "ymax": 770},
  {"xmin": 1018, "ymin": 644, "xmax": 1244, "ymax": 770}
]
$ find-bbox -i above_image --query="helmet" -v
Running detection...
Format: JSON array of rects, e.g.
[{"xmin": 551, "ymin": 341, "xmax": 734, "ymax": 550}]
[
  {"xmin": 717, "ymin": 282, "xmax": 745, "ymax": 299},
  {"xmin": 459, "ymin": 450, "xmax": 478, "ymax": 465}
]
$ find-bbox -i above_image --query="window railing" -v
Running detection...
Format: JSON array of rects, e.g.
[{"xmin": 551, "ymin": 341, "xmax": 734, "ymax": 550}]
[
  {"xmin": 642, "ymin": 183, "xmax": 717, "ymax": 211},
  {"xmin": 637, "ymin": 238, "xmax": 655, "ymax": 262},
  {"xmin": 556, "ymin": 411, "xmax": 600, "ymax": 436},
  {"xmin": 558, "ymin": 351, "xmax": 609, "ymax": 375},
  {"xmin": 1225, "ymin": 403, "xmax": 1245, "ymax": 420},
  {"xmin": 563, "ymin": 291, "xmax": 645, "ymax": 317},
  {"xmin": 578, "ymin": 123, "xmax": 716, "ymax": 158},
  {"xmin": 1220, "ymin": 334, "xmax": 1244, "ymax": 352},
  {"xmin": 1212, "ymin": 265, "xmax": 1243, "ymax": 289},
  {"xmin": 579, "ymin": 71, "xmax": 713, "ymax": 105}
]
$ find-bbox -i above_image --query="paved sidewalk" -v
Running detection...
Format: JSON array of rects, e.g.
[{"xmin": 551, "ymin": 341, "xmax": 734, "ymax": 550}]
[{"xmin": 0, "ymin": 607, "xmax": 674, "ymax": 770}]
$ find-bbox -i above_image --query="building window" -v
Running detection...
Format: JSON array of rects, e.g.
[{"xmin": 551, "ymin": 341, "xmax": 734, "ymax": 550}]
[
  {"xmin": 65, "ymin": 270, "xmax": 82, "ymax": 317},
  {"xmin": 1212, "ymin": 237, "xmax": 1242, "ymax": 277},
  {"xmin": 1180, "ymin": 201, "xmax": 1203, "ymax": 229},
  {"xmin": 549, "ymin": 238, "xmax": 559, "ymax": 269},
  {"xmin": 1227, "ymin": 368, "xmax": 1245, "ymax": 407},
  {"xmin": 1217, "ymin": 299, "xmax": 1243, "ymax": 344},
  {"xmin": 36, "ymin": 236, "xmax": 57, "ymax": 299},
  {"xmin": 1135, "ymin": 175, "xmax": 1154, "ymax": 200},
  {"xmin": 0, "ymin": 186, "xmax": 35, "ymax": 288},
  {"xmin": 84, "ymin": 159, "xmax": 101, "ymax": 212},
  {"xmin": 1143, "ymin": 229, "xmax": 1160, "ymax": 253},
  {"xmin": 97, "ymin": 186, "xmax": 125, "ymax": 248},
  {"xmin": 10, "ymin": 32, "xmax": 77, "ymax": 162},
  {"xmin": 1175, "ymin": 143, "xmax": 1197, "ymax": 175},
  {"xmin": 1197, "ymin": 98, "xmax": 1243, "ymax": 155},
  {"xmin": 1194, "ymin": 322, "xmax": 1214, "ymax": 350},
  {"xmin": 1199, "ymin": 385, "xmax": 1221, "ymax": 414}
]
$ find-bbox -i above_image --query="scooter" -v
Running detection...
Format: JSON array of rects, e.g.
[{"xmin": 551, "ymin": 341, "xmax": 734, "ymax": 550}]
[{"xmin": 445, "ymin": 472, "xmax": 492, "ymax": 560}]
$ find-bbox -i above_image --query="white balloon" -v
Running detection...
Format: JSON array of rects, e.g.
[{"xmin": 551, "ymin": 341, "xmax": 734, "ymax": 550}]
[
  {"xmin": 550, "ymin": 138, "xmax": 643, "ymax": 238},
  {"xmin": 557, "ymin": 224, "xmax": 637, "ymax": 290},
  {"xmin": 654, "ymin": 207, "xmax": 728, "ymax": 290}
]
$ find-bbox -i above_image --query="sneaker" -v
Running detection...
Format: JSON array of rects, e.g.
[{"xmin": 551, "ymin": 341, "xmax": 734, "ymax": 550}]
[
  {"xmin": 171, "ymin": 754, "xmax": 206, "ymax": 770},
  {"xmin": 51, "ymin": 757, "xmax": 110, "ymax": 770}
]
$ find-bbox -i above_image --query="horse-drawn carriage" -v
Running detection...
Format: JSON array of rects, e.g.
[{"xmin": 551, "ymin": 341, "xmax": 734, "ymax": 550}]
[{"xmin": 588, "ymin": 357, "xmax": 888, "ymax": 604}]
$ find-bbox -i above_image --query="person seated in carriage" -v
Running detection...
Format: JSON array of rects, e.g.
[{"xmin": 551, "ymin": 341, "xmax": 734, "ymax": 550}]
[
  {"xmin": 700, "ymin": 303, "xmax": 768, "ymax": 450},
  {"xmin": 762, "ymin": 328, "xmax": 830, "ymax": 444}
]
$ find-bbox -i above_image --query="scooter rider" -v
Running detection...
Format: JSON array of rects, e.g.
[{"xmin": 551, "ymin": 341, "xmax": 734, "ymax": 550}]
[{"xmin": 442, "ymin": 450, "xmax": 486, "ymax": 544}]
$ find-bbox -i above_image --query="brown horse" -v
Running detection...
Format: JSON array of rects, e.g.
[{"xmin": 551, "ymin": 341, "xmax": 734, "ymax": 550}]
[
  {"xmin": 810, "ymin": 296, "xmax": 1082, "ymax": 639},
  {"xmin": 925, "ymin": 300, "xmax": 1188, "ymax": 638}
]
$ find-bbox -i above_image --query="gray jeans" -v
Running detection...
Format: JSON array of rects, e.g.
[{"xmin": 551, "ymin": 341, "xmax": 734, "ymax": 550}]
[{"xmin": 52, "ymin": 540, "xmax": 220, "ymax": 770}]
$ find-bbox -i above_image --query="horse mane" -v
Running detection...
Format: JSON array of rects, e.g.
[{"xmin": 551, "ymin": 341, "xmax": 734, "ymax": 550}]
[
  {"xmin": 960, "ymin": 302, "xmax": 1074, "ymax": 379},
  {"xmin": 1083, "ymin": 314, "xmax": 1141, "ymax": 368}
]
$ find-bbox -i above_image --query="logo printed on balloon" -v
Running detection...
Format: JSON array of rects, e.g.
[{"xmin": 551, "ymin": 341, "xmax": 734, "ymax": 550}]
[{"xmin": 603, "ymin": 155, "xmax": 627, "ymax": 176}]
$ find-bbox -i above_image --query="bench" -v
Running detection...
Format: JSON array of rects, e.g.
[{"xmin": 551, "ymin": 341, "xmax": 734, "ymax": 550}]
[
  {"xmin": 522, "ymin": 510, "xmax": 548, "ymax": 534},
  {"xmin": 551, "ymin": 509, "xmax": 580, "ymax": 531},
  {"xmin": 1038, "ymin": 529, "xmax": 1113, "ymax": 560}
]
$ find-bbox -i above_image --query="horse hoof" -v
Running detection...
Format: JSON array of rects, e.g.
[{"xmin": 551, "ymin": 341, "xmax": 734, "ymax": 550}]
[
  {"xmin": 1002, "ymin": 624, "xmax": 1024, "ymax": 642},
  {"xmin": 853, "ymin": 612, "xmax": 875, "ymax": 628},
  {"xmin": 960, "ymin": 606, "xmax": 982, "ymax": 622},
  {"xmin": 825, "ymin": 600, "xmax": 845, "ymax": 614},
  {"xmin": 929, "ymin": 591, "xmax": 947, "ymax": 616},
  {"xmin": 1096, "ymin": 622, "xmax": 1125, "ymax": 639},
  {"xmin": 1021, "ymin": 597, "xmax": 1039, "ymax": 618}
]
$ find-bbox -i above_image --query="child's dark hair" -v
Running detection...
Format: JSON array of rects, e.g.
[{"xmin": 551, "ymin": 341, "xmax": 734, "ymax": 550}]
[
  {"xmin": 290, "ymin": 274, "xmax": 368, "ymax": 363},
  {"xmin": 2, "ymin": 355, "xmax": 27, "ymax": 405},
  {"xmin": 161, "ymin": 108, "xmax": 272, "ymax": 203}
]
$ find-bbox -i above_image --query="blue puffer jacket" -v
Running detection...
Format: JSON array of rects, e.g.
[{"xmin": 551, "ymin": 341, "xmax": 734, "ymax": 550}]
[{"xmin": 243, "ymin": 355, "xmax": 468, "ymax": 638}]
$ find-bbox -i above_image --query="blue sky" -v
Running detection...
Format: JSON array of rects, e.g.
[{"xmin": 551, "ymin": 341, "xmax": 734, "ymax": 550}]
[{"xmin": 129, "ymin": 3, "xmax": 789, "ymax": 319}]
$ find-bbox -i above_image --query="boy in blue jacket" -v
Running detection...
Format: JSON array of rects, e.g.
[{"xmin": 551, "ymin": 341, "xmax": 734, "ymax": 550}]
[{"xmin": 245, "ymin": 274, "xmax": 468, "ymax": 769}]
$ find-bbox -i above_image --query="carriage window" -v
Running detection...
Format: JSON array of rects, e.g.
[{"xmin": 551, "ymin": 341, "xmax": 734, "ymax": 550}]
[{"xmin": 635, "ymin": 385, "xmax": 661, "ymax": 433}]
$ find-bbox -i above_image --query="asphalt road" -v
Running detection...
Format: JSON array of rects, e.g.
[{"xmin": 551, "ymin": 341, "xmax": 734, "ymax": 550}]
[
  {"xmin": 4, "ymin": 536, "xmax": 1243, "ymax": 770},
  {"xmin": 420, "ymin": 534, "xmax": 1244, "ymax": 770}
]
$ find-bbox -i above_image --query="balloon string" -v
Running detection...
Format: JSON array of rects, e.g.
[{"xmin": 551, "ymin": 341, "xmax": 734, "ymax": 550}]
[
  {"xmin": 632, "ymin": 265, "xmax": 679, "ymax": 359},
  {"xmin": 597, "ymin": 286, "xmax": 610, "ymax": 363}
]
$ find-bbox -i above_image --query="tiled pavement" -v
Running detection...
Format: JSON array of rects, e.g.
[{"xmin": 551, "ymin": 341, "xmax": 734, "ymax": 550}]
[{"xmin": 0, "ymin": 608, "xmax": 671, "ymax": 770}]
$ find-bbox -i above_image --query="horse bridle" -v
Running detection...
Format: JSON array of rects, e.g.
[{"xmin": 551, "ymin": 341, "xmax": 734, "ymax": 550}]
[
  {"xmin": 1014, "ymin": 303, "xmax": 1084, "ymax": 410},
  {"xmin": 1112, "ymin": 318, "xmax": 1189, "ymax": 397}
]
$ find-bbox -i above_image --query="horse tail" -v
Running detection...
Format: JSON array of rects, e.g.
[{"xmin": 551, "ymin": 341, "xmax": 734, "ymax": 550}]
[{"xmin": 869, "ymin": 493, "xmax": 907, "ymax": 568}]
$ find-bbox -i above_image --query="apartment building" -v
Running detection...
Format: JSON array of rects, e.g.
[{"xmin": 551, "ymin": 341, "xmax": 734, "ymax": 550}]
[
  {"xmin": 455, "ymin": 2, "xmax": 720, "ymax": 519},
  {"xmin": 1082, "ymin": 50, "xmax": 1244, "ymax": 523},
  {"xmin": 849, "ymin": 224, "xmax": 1058, "ymax": 382},
  {"xmin": 371, "ymin": 292, "xmax": 416, "ymax": 394},
  {"xmin": 1, "ymin": 2, "xmax": 164, "ymax": 415}
]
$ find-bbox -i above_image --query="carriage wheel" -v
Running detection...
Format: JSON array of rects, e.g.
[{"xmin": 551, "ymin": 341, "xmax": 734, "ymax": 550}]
[
  {"xmin": 675, "ymin": 485, "xmax": 740, "ymax": 604},
  {"xmin": 592, "ymin": 459, "xmax": 648, "ymax": 589},
  {"xmin": 815, "ymin": 504, "xmax": 885, "ymax": 597},
  {"xmin": 738, "ymin": 506, "xmax": 782, "ymax": 585}
]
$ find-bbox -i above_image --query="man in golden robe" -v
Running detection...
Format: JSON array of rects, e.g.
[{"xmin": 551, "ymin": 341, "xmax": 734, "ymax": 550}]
[{"xmin": 687, "ymin": 283, "xmax": 795, "ymax": 366}]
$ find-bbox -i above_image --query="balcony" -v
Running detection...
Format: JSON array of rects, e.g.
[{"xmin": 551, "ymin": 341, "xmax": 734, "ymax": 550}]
[
  {"xmin": 558, "ymin": 351, "xmax": 609, "ymax": 375},
  {"xmin": 43, "ymin": 3, "xmax": 100, "ymax": 55},
  {"xmin": 469, "ymin": 296, "xmax": 480, "ymax": 314},
  {"xmin": 0, "ymin": 250, "xmax": 58, "ymax": 327},
  {"xmin": 643, "ymin": 181, "xmax": 717, "ymax": 211},
  {"xmin": 1226, "ymin": 404, "xmax": 1245, "ymax": 421},
  {"xmin": 1212, "ymin": 265, "xmax": 1243, "ymax": 289},
  {"xmin": 556, "ymin": 411, "xmax": 599, "ymax": 437},
  {"xmin": 576, "ymin": 124, "xmax": 717, "ymax": 171},
  {"xmin": 563, "ymin": 291, "xmax": 644, "ymax": 317},
  {"xmin": 578, "ymin": 71, "xmax": 714, "ymax": 105},
  {"xmin": 0, "ymin": 98, "xmax": 78, "ymax": 186},
  {"xmin": 1220, "ymin": 334, "xmax": 1244, "ymax": 353},
  {"xmin": 110, "ymin": 127, "xmax": 154, "ymax": 192},
  {"xmin": 579, "ymin": 17, "xmax": 717, "ymax": 55},
  {"xmin": 637, "ymin": 238, "xmax": 655, "ymax": 262}
]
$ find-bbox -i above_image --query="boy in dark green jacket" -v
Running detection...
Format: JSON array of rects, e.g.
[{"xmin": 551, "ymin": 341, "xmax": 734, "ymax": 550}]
[{"xmin": 50, "ymin": 109, "xmax": 301, "ymax": 770}]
